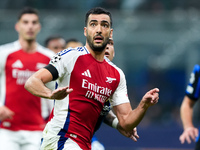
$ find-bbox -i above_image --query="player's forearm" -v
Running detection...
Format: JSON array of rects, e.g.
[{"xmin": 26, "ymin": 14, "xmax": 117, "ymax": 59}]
[
  {"xmin": 25, "ymin": 76, "xmax": 52, "ymax": 99},
  {"xmin": 180, "ymin": 100, "xmax": 194, "ymax": 129},
  {"xmin": 120, "ymin": 88, "xmax": 159, "ymax": 131},
  {"xmin": 120, "ymin": 102, "xmax": 148, "ymax": 131}
]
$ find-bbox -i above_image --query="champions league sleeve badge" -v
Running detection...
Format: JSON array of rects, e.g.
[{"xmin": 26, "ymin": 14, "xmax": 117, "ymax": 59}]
[{"xmin": 50, "ymin": 53, "xmax": 61, "ymax": 63}]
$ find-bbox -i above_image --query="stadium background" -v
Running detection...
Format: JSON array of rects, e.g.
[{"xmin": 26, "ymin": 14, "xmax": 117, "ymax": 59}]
[{"xmin": 1, "ymin": 0, "xmax": 200, "ymax": 149}]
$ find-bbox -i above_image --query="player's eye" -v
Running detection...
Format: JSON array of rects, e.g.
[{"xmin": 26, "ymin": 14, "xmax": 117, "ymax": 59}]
[
  {"xmin": 103, "ymin": 24, "xmax": 108, "ymax": 28},
  {"xmin": 32, "ymin": 21, "xmax": 38, "ymax": 25},
  {"xmin": 91, "ymin": 23, "xmax": 96, "ymax": 26},
  {"xmin": 23, "ymin": 20, "xmax": 28, "ymax": 24}
]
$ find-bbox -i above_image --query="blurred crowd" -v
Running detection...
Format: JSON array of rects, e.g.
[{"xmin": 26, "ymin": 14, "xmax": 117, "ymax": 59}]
[{"xmin": 1, "ymin": 0, "xmax": 200, "ymax": 12}]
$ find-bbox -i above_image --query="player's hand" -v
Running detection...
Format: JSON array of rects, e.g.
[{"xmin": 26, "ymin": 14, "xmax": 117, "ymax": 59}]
[
  {"xmin": 179, "ymin": 127, "xmax": 199, "ymax": 144},
  {"xmin": 141, "ymin": 88, "xmax": 159, "ymax": 107},
  {"xmin": 117, "ymin": 125, "xmax": 139, "ymax": 142},
  {"xmin": 0, "ymin": 106, "xmax": 14, "ymax": 121},
  {"xmin": 50, "ymin": 86, "xmax": 73, "ymax": 100}
]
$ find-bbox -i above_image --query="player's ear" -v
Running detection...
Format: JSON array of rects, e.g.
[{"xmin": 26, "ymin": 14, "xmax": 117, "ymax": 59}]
[
  {"xmin": 15, "ymin": 22, "xmax": 19, "ymax": 32},
  {"xmin": 38, "ymin": 23, "xmax": 41, "ymax": 33},
  {"xmin": 84, "ymin": 27, "xmax": 87, "ymax": 37},
  {"xmin": 109, "ymin": 28, "xmax": 113, "ymax": 39}
]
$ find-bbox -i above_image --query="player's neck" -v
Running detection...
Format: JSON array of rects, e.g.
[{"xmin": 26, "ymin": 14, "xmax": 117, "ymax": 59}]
[
  {"xmin": 86, "ymin": 44, "xmax": 105, "ymax": 62},
  {"xmin": 19, "ymin": 38, "xmax": 37, "ymax": 53}
]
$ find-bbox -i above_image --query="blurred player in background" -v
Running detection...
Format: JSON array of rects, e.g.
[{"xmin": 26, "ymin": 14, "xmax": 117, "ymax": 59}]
[
  {"xmin": 0, "ymin": 7, "xmax": 54, "ymax": 150},
  {"xmin": 104, "ymin": 37, "xmax": 114, "ymax": 61},
  {"xmin": 65, "ymin": 38, "xmax": 83, "ymax": 49},
  {"xmin": 45, "ymin": 35, "xmax": 66, "ymax": 54},
  {"xmin": 25, "ymin": 7, "xmax": 158, "ymax": 149},
  {"xmin": 180, "ymin": 64, "xmax": 200, "ymax": 150}
]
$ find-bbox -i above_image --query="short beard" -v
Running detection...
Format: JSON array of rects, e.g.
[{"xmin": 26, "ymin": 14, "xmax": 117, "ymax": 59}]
[
  {"xmin": 26, "ymin": 38, "xmax": 35, "ymax": 43},
  {"xmin": 91, "ymin": 43, "xmax": 107, "ymax": 52},
  {"xmin": 87, "ymin": 36, "xmax": 109, "ymax": 52}
]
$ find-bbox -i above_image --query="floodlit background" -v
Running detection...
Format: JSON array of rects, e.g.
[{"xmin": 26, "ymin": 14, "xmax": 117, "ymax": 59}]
[{"xmin": 1, "ymin": 0, "xmax": 200, "ymax": 149}]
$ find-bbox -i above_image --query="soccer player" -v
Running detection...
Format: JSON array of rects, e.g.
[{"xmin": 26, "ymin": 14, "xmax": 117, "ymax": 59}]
[
  {"xmin": 47, "ymin": 36, "xmax": 139, "ymax": 143},
  {"xmin": 0, "ymin": 7, "xmax": 54, "ymax": 150},
  {"xmin": 25, "ymin": 7, "xmax": 159, "ymax": 150},
  {"xmin": 46, "ymin": 36, "xmax": 116, "ymax": 150},
  {"xmin": 179, "ymin": 64, "xmax": 200, "ymax": 150},
  {"xmin": 104, "ymin": 37, "xmax": 114, "ymax": 61},
  {"xmin": 45, "ymin": 35, "xmax": 105, "ymax": 150},
  {"xmin": 45, "ymin": 35, "xmax": 66, "ymax": 54}
]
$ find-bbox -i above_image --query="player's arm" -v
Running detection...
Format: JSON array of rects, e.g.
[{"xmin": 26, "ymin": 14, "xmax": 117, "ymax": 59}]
[
  {"xmin": 25, "ymin": 68, "xmax": 54, "ymax": 98},
  {"xmin": 0, "ymin": 49, "xmax": 15, "ymax": 121},
  {"xmin": 179, "ymin": 64, "xmax": 200, "ymax": 144},
  {"xmin": 0, "ymin": 106, "xmax": 14, "ymax": 121},
  {"xmin": 25, "ymin": 67, "xmax": 73, "ymax": 100},
  {"xmin": 113, "ymin": 88, "xmax": 159, "ymax": 131},
  {"xmin": 180, "ymin": 96, "xmax": 196, "ymax": 131},
  {"xmin": 179, "ymin": 96, "xmax": 198, "ymax": 144},
  {"xmin": 104, "ymin": 111, "xmax": 139, "ymax": 141}
]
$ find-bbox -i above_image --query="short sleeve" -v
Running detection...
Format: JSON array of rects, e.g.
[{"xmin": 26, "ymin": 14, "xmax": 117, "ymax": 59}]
[
  {"xmin": 110, "ymin": 69, "xmax": 130, "ymax": 106},
  {"xmin": 185, "ymin": 64, "xmax": 200, "ymax": 101}
]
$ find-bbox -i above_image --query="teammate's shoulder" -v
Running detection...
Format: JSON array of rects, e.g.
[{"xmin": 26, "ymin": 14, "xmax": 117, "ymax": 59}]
[
  {"xmin": 0, "ymin": 41, "xmax": 20, "ymax": 52},
  {"xmin": 0, "ymin": 42, "xmax": 13, "ymax": 49}
]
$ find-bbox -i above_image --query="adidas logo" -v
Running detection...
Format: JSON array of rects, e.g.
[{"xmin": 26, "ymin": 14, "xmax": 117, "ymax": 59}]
[
  {"xmin": 12, "ymin": 60, "xmax": 23, "ymax": 68},
  {"xmin": 82, "ymin": 69, "xmax": 91, "ymax": 78}
]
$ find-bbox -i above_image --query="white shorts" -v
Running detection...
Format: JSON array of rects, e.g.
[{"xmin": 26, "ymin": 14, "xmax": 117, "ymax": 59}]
[
  {"xmin": 91, "ymin": 141, "xmax": 105, "ymax": 150},
  {"xmin": 0, "ymin": 128, "xmax": 43, "ymax": 150},
  {"xmin": 40, "ymin": 125, "xmax": 82, "ymax": 150}
]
